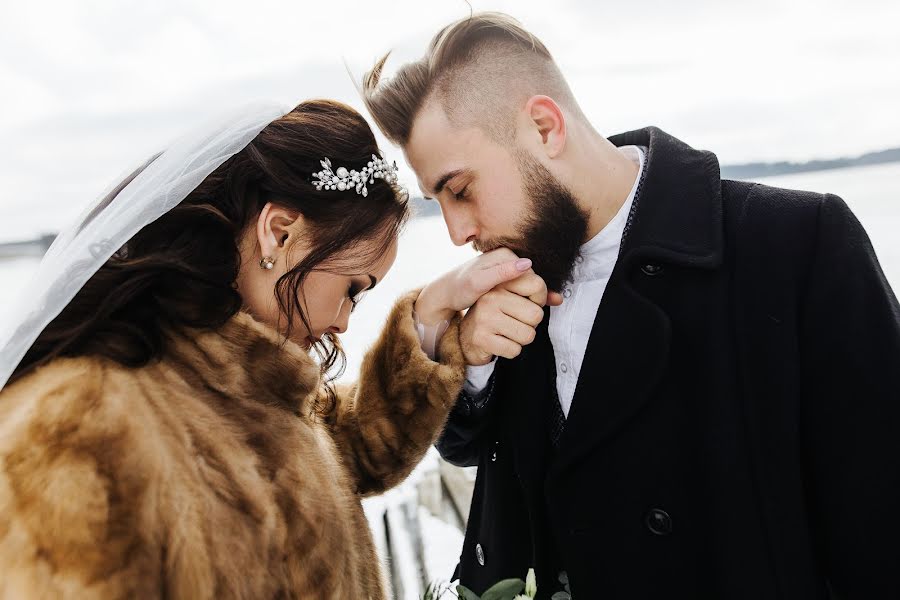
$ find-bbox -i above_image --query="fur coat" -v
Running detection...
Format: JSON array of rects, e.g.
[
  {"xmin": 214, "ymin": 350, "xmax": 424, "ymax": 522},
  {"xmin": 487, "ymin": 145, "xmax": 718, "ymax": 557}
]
[{"xmin": 0, "ymin": 290, "xmax": 465, "ymax": 599}]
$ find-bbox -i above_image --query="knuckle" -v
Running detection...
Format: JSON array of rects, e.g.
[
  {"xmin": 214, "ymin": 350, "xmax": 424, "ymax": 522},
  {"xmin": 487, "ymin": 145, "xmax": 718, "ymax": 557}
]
[{"xmin": 497, "ymin": 247, "xmax": 518, "ymax": 261}]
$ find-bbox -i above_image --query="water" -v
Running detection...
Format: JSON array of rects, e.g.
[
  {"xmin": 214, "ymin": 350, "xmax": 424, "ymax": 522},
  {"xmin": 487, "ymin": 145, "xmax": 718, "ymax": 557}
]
[{"xmin": 2, "ymin": 161, "xmax": 899, "ymax": 380}]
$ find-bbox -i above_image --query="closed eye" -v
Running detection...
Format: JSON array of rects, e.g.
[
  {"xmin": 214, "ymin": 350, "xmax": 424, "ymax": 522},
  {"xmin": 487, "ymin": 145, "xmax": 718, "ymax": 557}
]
[
  {"xmin": 348, "ymin": 275, "xmax": 377, "ymax": 312},
  {"xmin": 348, "ymin": 287, "xmax": 365, "ymax": 312},
  {"xmin": 453, "ymin": 185, "xmax": 470, "ymax": 201}
]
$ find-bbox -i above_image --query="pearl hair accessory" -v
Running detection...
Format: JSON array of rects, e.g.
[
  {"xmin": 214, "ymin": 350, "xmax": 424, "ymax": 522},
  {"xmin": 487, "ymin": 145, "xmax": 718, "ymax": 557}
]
[{"xmin": 311, "ymin": 154, "xmax": 399, "ymax": 197}]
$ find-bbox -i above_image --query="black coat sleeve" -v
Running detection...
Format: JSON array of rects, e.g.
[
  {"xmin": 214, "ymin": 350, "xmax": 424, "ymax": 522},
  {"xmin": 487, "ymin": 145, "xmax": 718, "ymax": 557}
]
[
  {"xmin": 435, "ymin": 374, "xmax": 498, "ymax": 467},
  {"xmin": 799, "ymin": 193, "xmax": 900, "ymax": 598}
]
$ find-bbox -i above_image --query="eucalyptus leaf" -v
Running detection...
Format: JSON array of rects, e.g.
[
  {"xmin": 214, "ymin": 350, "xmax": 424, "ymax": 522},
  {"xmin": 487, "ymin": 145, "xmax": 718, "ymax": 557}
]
[
  {"xmin": 481, "ymin": 578, "xmax": 526, "ymax": 600},
  {"xmin": 550, "ymin": 593, "xmax": 571, "ymax": 600},
  {"xmin": 457, "ymin": 584, "xmax": 481, "ymax": 600}
]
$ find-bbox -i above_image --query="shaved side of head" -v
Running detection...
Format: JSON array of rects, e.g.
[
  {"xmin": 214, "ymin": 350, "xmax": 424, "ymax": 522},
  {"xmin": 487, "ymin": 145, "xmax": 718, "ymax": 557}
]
[{"xmin": 363, "ymin": 12, "xmax": 585, "ymax": 146}]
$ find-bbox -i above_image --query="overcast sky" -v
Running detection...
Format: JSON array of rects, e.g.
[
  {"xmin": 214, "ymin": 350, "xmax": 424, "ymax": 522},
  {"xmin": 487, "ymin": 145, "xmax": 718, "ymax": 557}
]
[{"xmin": 1, "ymin": 0, "xmax": 899, "ymax": 235}]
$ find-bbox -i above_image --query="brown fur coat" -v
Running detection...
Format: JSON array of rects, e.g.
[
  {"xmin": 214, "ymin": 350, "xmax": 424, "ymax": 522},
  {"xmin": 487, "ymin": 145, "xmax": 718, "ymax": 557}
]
[{"xmin": 0, "ymin": 291, "xmax": 465, "ymax": 599}]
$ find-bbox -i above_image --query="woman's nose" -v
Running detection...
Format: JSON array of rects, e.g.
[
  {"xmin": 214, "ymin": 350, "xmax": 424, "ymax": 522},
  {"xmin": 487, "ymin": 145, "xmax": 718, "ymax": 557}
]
[{"xmin": 330, "ymin": 300, "xmax": 351, "ymax": 335}]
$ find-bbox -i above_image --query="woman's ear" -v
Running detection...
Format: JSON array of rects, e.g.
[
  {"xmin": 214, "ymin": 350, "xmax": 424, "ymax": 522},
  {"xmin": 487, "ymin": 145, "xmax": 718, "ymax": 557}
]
[
  {"xmin": 255, "ymin": 202, "xmax": 304, "ymax": 262},
  {"xmin": 524, "ymin": 95, "xmax": 567, "ymax": 159}
]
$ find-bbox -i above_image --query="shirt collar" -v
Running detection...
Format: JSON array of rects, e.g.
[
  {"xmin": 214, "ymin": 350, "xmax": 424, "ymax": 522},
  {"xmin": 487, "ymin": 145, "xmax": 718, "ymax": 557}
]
[{"xmin": 572, "ymin": 145, "xmax": 645, "ymax": 282}]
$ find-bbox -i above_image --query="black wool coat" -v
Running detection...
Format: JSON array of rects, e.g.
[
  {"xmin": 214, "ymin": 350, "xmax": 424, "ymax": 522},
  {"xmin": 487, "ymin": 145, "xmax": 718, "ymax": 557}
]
[{"xmin": 437, "ymin": 127, "xmax": 900, "ymax": 600}]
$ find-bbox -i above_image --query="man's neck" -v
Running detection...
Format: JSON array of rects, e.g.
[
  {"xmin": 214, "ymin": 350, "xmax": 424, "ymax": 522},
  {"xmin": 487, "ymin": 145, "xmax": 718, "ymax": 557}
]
[{"xmin": 569, "ymin": 131, "xmax": 641, "ymax": 241}]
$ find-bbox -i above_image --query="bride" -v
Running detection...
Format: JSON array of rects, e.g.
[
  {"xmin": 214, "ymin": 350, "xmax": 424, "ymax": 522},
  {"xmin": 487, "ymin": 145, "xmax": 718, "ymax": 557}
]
[{"xmin": 0, "ymin": 99, "xmax": 534, "ymax": 599}]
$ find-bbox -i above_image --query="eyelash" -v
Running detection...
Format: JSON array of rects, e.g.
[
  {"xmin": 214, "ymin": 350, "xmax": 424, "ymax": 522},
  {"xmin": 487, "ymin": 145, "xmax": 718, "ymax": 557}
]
[
  {"xmin": 454, "ymin": 185, "xmax": 469, "ymax": 201},
  {"xmin": 348, "ymin": 286, "xmax": 362, "ymax": 312}
]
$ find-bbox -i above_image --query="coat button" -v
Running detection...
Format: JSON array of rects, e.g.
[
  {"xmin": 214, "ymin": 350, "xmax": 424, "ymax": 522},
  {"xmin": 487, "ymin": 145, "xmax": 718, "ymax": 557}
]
[
  {"xmin": 645, "ymin": 508, "xmax": 673, "ymax": 536},
  {"xmin": 641, "ymin": 263, "xmax": 663, "ymax": 276},
  {"xmin": 475, "ymin": 543, "xmax": 486, "ymax": 566}
]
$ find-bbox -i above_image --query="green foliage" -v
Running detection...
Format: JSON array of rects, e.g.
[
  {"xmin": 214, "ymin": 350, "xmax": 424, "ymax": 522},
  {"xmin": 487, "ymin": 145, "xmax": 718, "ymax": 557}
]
[
  {"xmin": 456, "ymin": 584, "xmax": 481, "ymax": 600},
  {"xmin": 425, "ymin": 567, "xmax": 539, "ymax": 600},
  {"xmin": 480, "ymin": 578, "xmax": 526, "ymax": 600}
]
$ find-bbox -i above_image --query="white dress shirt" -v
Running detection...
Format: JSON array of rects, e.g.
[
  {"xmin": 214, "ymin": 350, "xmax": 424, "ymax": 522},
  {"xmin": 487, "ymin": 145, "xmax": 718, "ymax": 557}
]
[{"xmin": 463, "ymin": 145, "xmax": 645, "ymax": 417}]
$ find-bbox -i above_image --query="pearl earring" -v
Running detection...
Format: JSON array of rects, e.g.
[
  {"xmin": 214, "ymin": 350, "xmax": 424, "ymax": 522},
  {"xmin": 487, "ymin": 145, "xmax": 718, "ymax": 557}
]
[{"xmin": 259, "ymin": 256, "xmax": 276, "ymax": 270}]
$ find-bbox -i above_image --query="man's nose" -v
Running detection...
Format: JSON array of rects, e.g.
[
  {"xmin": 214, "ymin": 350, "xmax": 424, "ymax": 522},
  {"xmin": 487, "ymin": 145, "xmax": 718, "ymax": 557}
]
[{"xmin": 442, "ymin": 205, "xmax": 478, "ymax": 247}]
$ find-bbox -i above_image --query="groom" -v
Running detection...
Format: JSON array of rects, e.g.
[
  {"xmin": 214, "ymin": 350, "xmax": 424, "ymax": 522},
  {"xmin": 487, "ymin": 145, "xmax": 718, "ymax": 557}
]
[{"xmin": 364, "ymin": 12, "xmax": 900, "ymax": 599}]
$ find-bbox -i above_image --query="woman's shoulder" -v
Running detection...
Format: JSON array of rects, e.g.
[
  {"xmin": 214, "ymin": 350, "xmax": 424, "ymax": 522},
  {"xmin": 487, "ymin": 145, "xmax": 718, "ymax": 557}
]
[{"xmin": 0, "ymin": 356, "xmax": 138, "ymax": 457}]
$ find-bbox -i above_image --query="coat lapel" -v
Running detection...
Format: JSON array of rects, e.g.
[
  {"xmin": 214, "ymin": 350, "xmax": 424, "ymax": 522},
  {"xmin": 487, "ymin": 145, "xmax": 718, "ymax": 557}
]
[
  {"xmin": 506, "ymin": 310, "xmax": 554, "ymax": 494},
  {"xmin": 548, "ymin": 127, "xmax": 725, "ymax": 479},
  {"xmin": 548, "ymin": 263, "xmax": 671, "ymax": 480}
]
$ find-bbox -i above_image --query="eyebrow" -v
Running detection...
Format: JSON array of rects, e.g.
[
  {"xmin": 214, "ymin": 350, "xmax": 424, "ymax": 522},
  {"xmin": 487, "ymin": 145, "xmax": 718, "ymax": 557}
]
[{"xmin": 425, "ymin": 169, "xmax": 466, "ymax": 199}]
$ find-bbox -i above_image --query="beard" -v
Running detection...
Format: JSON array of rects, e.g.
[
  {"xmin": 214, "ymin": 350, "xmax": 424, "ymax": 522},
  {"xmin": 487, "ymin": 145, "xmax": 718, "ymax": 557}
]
[{"xmin": 473, "ymin": 152, "xmax": 589, "ymax": 292}]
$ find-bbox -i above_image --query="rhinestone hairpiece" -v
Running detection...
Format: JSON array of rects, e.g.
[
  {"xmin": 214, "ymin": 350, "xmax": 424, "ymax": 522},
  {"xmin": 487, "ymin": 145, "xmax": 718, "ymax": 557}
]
[{"xmin": 311, "ymin": 154, "xmax": 399, "ymax": 197}]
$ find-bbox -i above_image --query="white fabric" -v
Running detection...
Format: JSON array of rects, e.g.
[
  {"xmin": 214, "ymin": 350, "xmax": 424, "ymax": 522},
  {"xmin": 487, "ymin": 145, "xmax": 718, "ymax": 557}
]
[
  {"xmin": 462, "ymin": 145, "xmax": 645, "ymax": 416},
  {"xmin": 414, "ymin": 312, "xmax": 450, "ymax": 361},
  {"xmin": 550, "ymin": 145, "xmax": 644, "ymax": 416},
  {"xmin": 0, "ymin": 102, "xmax": 291, "ymax": 390},
  {"xmin": 463, "ymin": 357, "xmax": 497, "ymax": 393}
]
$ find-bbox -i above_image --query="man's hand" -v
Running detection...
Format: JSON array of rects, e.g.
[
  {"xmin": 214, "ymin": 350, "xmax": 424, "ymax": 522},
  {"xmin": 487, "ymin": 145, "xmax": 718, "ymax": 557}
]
[{"xmin": 459, "ymin": 265, "xmax": 564, "ymax": 366}]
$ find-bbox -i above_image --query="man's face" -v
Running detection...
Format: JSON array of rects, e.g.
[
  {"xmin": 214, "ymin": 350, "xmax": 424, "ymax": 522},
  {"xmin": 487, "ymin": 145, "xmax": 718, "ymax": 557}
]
[
  {"xmin": 404, "ymin": 103, "xmax": 527, "ymax": 248},
  {"xmin": 404, "ymin": 102, "xmax": 588, "ymax": 291}
]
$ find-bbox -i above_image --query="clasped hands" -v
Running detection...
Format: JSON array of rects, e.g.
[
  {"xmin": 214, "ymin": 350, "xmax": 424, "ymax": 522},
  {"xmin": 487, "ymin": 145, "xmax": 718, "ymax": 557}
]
[{"xmin": 415, "ymin": 249, "xmax": 563, "ymax": 365}]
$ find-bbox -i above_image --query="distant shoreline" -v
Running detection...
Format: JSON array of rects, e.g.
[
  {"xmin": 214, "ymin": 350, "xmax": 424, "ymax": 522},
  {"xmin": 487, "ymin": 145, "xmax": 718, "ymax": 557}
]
[
  {"xmin": 410, "ymin": 148, "xmax": 900, "ymax": 216},
  {"xmin": 720, "ymin": 147, "xmax": 900, "ymax": 180},
  {"xmin": 2, "ymin": 151, "xmax": 898, "ymax": 248}
]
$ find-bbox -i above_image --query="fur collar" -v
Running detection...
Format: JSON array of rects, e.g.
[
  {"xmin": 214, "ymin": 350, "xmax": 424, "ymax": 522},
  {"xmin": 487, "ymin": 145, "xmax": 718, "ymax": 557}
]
[{"xmin": 162, "ymin": 311, "xmax": 323, "ymax": 416}]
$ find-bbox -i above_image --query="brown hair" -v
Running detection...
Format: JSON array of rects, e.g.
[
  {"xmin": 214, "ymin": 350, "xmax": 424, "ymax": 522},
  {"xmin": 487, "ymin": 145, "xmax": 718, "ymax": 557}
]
[
  {"xmin": 362, "ymin": 11, "xmax": 578, "ymax": 146},
  {"xmin": 10, "ymin": 99, "xmax": 409, "ymax": 389}
]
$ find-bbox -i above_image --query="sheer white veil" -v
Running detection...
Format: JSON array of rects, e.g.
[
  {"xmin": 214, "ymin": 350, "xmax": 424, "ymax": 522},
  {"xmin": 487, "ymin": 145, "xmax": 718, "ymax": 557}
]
[{"xmin": 0, "ymin": 101, "xmax": 292, "ymax": 390}]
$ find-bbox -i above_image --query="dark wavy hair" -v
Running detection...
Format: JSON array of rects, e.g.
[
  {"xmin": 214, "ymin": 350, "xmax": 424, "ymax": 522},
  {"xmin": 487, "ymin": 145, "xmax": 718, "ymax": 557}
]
[{"xmin": 9, "ymin": 99, "xmax": 410, "ymax": 390}]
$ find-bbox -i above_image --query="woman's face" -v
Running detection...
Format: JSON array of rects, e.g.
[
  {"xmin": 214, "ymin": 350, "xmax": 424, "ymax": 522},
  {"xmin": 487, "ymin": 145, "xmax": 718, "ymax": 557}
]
[{"xmin": 237, "ymin": 203, "xmax": 398, "ymax": 347}]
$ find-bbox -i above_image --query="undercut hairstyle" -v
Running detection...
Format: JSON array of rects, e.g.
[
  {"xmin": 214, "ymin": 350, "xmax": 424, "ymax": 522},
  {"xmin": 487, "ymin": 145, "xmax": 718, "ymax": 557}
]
[{"xmin": 363, "ymin": 11, "xmax": 584, "ymax": 146}]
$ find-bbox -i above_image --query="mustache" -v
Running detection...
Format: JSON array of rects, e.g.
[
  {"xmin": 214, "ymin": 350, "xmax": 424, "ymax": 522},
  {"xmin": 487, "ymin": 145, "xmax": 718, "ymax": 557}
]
[{"xmin": 472, "ymin": 237, "xmax": 521, "ymax": 255}]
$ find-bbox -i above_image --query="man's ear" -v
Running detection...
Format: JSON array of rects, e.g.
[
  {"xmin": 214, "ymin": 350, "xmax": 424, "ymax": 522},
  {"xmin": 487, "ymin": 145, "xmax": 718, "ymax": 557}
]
[
  {"xmin": 255, "ymin": 202, "xmax": 304, "ymax": 261},
  {"xmin": 524, "ymin": 95, "xmax": 567, "ymax": 159},
  {"xmin": 525, "ymin": 95, "xmax": 566, "ymax": 158}
]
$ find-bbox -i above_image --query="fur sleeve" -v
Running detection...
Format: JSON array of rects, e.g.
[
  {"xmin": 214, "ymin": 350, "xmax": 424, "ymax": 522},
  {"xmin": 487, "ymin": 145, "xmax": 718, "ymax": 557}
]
[{"xmin": 323, "ymin": 289, "xmax": 466, "ymax": 496}]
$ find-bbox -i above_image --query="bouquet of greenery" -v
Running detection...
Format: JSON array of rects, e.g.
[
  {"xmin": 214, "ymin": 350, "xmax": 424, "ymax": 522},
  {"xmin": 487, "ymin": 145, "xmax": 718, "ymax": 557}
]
[{"xmin": 424, "ymin": 568, "xmax": 573, "ymax": 600}]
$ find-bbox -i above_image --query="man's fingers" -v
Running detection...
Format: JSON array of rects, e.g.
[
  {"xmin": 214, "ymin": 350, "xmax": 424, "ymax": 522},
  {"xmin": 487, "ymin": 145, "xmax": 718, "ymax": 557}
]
[
  {"xmin": 547, "ymin": 291, "xmax": 565, "ymax": 307},
  {"xmin": 494, "ymin": 291, "xmax": 546, "ymax": 327},
  {"xmin": 481, "ymin": 333, "xmax": 524, "ymax": 360},
  {"xmin": 489, "ymin": 312, "xmax": 538, "ymax": 347},
  {"xmin": 501, "ymin": 271, "xmax": 548, "ymax": 306}
]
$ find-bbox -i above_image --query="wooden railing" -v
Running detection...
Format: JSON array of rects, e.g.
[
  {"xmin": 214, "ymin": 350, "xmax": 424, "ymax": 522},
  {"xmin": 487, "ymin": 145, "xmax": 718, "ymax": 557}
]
[{"xmin": 366, "ymin": 458, "xmax": 477, "ymax": 599}]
